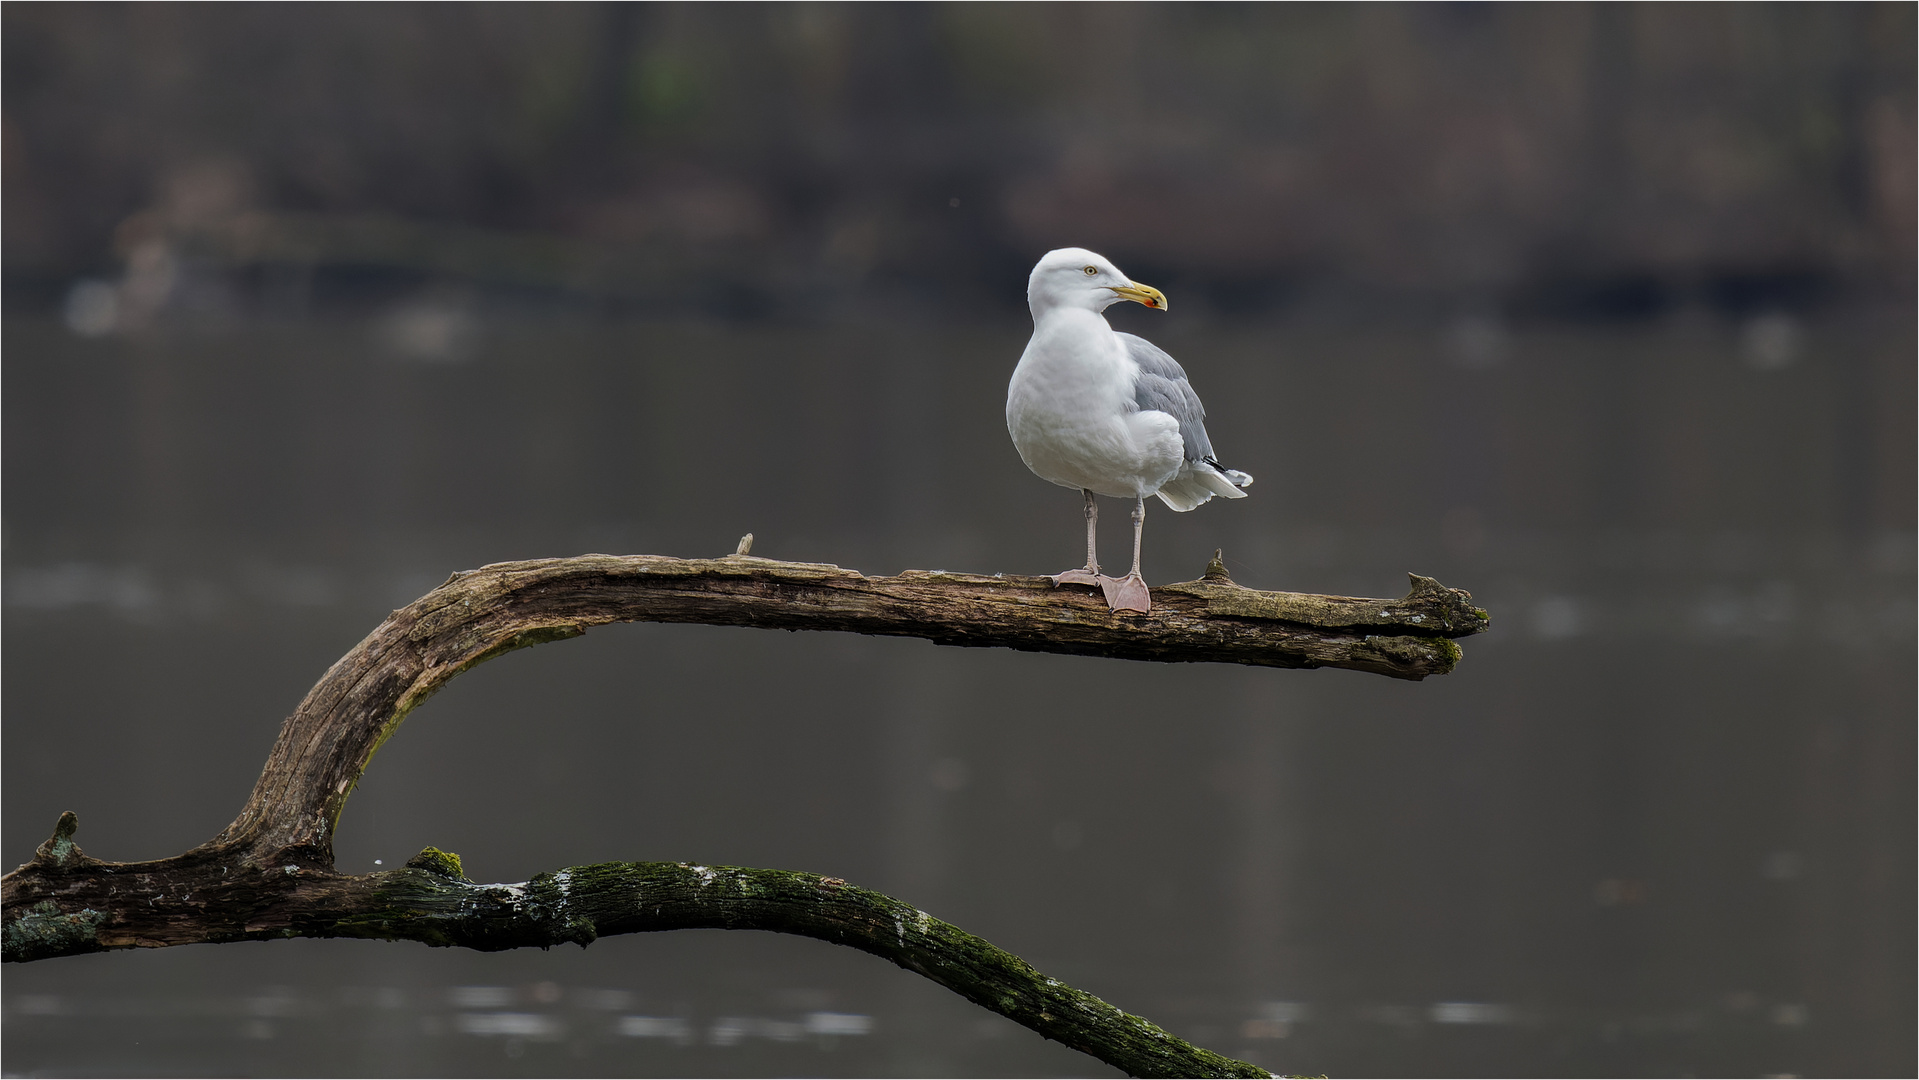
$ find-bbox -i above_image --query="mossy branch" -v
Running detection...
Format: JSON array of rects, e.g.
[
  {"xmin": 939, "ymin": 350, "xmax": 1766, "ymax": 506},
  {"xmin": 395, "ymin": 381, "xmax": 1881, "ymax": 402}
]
[
  {"xmin": 6, "ymin": 844, "xmax": 1272, "ymax": 1077},
  {"xmin": 4, "ymin": 547, "xmax": 1482, "ymax": 1076}
]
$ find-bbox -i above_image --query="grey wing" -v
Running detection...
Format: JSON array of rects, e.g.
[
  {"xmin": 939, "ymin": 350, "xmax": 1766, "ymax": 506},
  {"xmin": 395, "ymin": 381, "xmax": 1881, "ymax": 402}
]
[{"xmin": 1120, "ymin": 332, "xmax": 1216, "ymax": 464}]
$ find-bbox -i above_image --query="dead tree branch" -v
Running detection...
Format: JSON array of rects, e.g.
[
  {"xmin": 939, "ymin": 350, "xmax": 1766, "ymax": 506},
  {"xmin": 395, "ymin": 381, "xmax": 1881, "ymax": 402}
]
[{"xmin": 4, "ymin": 548, "xmax": 1484, "ymax": 1077}]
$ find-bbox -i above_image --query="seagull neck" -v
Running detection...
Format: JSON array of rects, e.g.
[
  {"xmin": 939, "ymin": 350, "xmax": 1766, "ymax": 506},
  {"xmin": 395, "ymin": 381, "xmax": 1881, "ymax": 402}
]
[{"xmin": 1030, "ymin": 304, "xmax": 1113, "ymax": 335}]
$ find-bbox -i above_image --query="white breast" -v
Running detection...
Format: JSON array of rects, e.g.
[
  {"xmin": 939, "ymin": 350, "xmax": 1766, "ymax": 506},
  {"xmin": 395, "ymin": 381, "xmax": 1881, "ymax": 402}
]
[{"xmin": 1006, "ymin": 311, "xmax": 1185, "ymax": 499}]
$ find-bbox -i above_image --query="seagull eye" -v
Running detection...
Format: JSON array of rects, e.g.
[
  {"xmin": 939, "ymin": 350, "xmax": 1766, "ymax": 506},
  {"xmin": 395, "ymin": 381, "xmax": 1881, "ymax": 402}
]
[{"xmin": 1082, "ymin": 266, "xmax": 1098, "ymax": 276}]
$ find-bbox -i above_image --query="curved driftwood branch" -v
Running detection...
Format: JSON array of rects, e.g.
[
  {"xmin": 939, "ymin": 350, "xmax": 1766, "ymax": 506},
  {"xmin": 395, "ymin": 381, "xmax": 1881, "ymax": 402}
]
[{"xmin": 4, "ymin": 547, "xmax": 1482, "ymax": 1076}]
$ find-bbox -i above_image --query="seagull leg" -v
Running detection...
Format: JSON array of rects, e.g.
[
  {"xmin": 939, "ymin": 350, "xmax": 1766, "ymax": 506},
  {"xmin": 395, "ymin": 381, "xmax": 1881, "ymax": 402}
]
[
  {"xmin": 1097, "ymin": 496, "xmax": 1152, "ymax": 613},
  {"xmin": 1050, "ymin": 489, "xmax": 1103, "ymax": 588}
]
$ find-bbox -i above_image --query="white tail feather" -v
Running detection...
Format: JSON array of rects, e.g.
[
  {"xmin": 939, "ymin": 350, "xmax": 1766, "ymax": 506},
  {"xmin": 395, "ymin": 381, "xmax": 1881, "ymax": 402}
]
[{"xmin": 1155, "ymin": 463, "xmax": 1253, "ymax": 512}]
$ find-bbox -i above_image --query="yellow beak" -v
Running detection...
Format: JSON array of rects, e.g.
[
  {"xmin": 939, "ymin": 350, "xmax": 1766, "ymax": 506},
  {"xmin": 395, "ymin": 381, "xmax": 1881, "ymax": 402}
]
[{"xmin": 1109, "ymin": 281, "xmax": 1168, "ymax": 311}]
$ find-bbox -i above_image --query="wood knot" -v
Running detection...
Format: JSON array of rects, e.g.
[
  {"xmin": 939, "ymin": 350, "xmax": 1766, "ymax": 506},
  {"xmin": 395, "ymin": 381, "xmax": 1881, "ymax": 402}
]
[
  {"xmin": 405, "ymin": 846, "xmax": 470, "ymax": 881},
  {"xmin": 34, "ymin": 811, "xmax": 90, "ymax": 868},
  {"xmin": 1403, "ymin": 572, "xmax": 1451, "ymax": 601},
  {"xmin": 1202, "ymin": 549, "xmax": 1233, "ymax": 582}
]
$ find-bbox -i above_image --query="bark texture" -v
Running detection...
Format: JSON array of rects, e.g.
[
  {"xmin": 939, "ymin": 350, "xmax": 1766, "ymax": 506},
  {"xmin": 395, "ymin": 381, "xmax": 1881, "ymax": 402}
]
[{"xmin": 4, "ymin": 549, "xmax": 1483, "ymax": 1076}]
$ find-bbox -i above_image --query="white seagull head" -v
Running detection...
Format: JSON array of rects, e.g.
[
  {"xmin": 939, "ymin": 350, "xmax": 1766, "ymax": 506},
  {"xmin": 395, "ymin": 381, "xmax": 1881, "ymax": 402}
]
[{"xmin": 1026, "ymin": 247, "xmax": 1168, "ymax": 317}]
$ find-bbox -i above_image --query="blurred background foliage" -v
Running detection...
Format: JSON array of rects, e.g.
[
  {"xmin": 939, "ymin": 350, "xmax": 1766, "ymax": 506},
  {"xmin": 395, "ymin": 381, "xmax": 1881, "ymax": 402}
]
[{"xmin": 5, "ymin": 3, "xmax": 1913, "ymax": 320}]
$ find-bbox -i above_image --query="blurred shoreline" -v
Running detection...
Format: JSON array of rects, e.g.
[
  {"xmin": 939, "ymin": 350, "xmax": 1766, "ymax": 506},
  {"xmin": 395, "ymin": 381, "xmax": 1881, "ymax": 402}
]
[{"xmin": 7, "ymin": 5, "xmax": 1914, "ymax": 324}]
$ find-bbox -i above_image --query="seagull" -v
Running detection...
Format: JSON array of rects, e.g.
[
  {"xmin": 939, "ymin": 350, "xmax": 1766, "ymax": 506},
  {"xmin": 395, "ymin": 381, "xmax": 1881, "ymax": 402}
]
[{"xmin": 1006, "ymin": 247, "xmax": 1252, "ymax": 613}]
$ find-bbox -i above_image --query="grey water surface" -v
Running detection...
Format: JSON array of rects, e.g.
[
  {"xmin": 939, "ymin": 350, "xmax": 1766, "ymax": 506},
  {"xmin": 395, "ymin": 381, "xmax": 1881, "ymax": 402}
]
[{"xmin": 4, "ymin": 307, "xmax": 1912, "ymax": 1078}]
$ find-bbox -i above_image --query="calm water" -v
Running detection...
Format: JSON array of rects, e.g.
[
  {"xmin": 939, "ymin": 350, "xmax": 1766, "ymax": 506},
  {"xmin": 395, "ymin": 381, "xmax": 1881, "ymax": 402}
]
[{"xmin": 4, "ymin": 307, "xmax": 1912, "ymax": 1077}]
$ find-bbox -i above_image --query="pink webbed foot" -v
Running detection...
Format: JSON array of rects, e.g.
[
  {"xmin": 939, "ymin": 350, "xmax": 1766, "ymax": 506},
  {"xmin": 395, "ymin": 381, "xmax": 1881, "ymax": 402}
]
[
  {"xmin": 1049, "ymin": 568, "xmax": 1102, "ymax": 588},
  {"xmin": 1097, "ymin": 572, "xmax": 1152, "ymax": 614}
]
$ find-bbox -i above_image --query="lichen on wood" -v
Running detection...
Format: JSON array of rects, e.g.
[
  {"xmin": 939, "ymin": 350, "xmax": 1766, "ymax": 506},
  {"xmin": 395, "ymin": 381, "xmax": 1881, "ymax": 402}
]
[{"xmin": 3, "ymin": 547, "xmax": 1485, "ymax": 1076}]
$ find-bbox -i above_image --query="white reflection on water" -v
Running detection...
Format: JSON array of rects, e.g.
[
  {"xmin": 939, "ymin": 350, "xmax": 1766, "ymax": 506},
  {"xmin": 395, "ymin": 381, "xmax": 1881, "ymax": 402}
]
[
  {"xmin": 246, "ymin": 988, "xmax": 306, "ymax": 1018},
  {"xmin": 63, "ymin": 279, "xmax": 124, "ymax": 337},
  {"xmin": 1242, "ymin": 1000, "xmax": 1310, "ymax": 1038},
  {"xmin": 617, "ymin": 1015, "xmax": 693, "ymax": 1042},
  {"xmin": 1771, "ymin": 1003, "xmax": 1810, "ymax": 1027},
  {"xmin": 1530, "ymin": 595, "xmax": 1585, "ymax": 639},
  {"xmin": 1430, "ymin": 1001, "xmax": 1516, "ymax": 1024},
  {"xmin": 7, "ymin": 563, "xmax": 159, "ymax": 612},
  {"xmin": 698, "ymin": 1012, "xmax": 873, "ymax": 1045},
  {"xmin": 12, "ymin": 994, "xmax": 65, "ymax": 1016},
  {"xmin": 1741, "ymin": 312, "xmax": 1801, "ymax": 371},
  {"xmin": 708, "ymin": 1016, "xmax": 802, "ymax": 1045},
  {"xmin": 455, "ymin": 1011, "xmax": 562, "ymax": 1039},
  {"xmin": 807, "ymin": 1010, "xmax": 876, "ymax": 1036},
  {"xmin": 446, "ymin": 986, "xmax": 514, "ymax": 1009}
]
